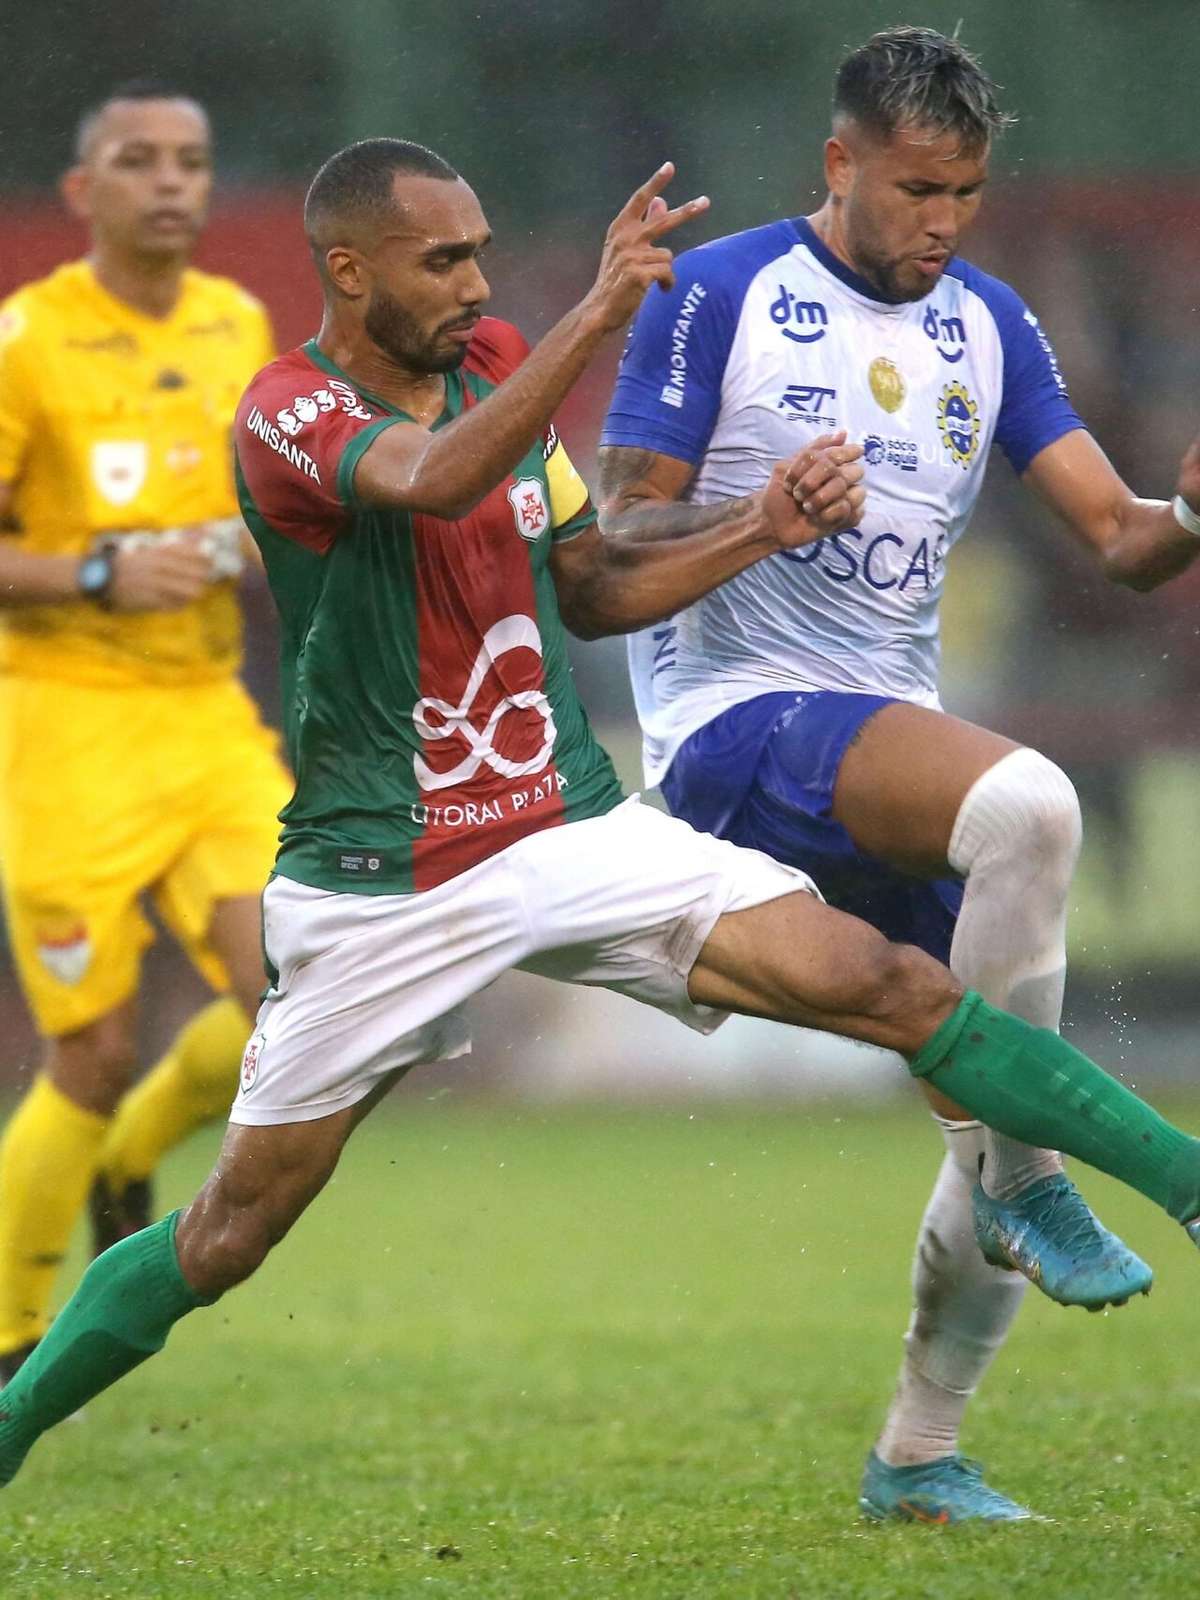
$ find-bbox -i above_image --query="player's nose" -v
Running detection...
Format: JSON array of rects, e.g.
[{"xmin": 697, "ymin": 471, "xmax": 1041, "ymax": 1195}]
[
  {"xmin": 461, "ymin": 261, "xmax": 491, "ymax": 305},
  {"xmin": 923, "ymin": 197, "xmax": 958, "ymax": 241}
]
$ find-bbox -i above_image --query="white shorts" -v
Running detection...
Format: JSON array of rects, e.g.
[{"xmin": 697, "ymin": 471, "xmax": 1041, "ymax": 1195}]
[{"xmin": 232, "ymin": 798, "xmax": 817, "ymax": 1125}]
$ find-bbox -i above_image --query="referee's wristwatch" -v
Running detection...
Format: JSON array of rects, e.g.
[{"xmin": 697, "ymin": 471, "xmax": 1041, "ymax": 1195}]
[{"xmin": 76, "ymin": 547, "xmax": 117, "ymax": 607}]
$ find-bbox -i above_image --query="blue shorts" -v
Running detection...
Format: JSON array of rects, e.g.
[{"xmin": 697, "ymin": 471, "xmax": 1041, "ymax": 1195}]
[{"xmin": 661, "ymin": 690, "xmax": 964, "ymax": 963}]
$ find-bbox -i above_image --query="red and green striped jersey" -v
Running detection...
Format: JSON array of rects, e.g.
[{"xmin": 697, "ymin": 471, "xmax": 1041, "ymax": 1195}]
[{"xmin": 234, "ymin": 317, "xmax": 624, "ymax": 895}]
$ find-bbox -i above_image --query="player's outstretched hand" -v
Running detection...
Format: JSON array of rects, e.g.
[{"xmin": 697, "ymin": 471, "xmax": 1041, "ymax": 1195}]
[
  {"xmin": 584, "ymin": 163, "xmax": 710, "ymax": 334},
  {"xmin": 761, "ymin": 432, "xmax": 866, "ymax": 550},
  {"xmin": 108, "ymin": 538, "xmax": 215, "ymax": 612}
]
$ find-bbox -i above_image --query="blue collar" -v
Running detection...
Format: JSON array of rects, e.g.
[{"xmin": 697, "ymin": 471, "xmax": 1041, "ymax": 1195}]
[{"xmin": 793, "ymin": 216, "xmax": 915, "ymax": 307}]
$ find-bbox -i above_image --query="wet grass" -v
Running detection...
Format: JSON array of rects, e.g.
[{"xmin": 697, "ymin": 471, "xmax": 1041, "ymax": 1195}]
[{"xmin": 1, "ymin": 1099, "xmax": 1196, "ymax": 1597}]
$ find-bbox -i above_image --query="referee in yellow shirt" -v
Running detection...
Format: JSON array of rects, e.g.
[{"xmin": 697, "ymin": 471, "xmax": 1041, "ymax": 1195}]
[{"xmin": 0, "ymin": 82, "xmax": 291, "ymax": 1379}]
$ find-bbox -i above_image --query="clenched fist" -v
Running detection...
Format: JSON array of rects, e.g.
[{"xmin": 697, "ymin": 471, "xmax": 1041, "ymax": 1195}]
[{"xmin": 760, "ymin": 431, "xmax": 866, "ymax": 551}]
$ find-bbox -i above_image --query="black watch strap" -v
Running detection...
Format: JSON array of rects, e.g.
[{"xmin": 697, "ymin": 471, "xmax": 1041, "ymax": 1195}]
[{"xmin": 77, "ymin": 548, "xmax": 116, "ymax": 606}]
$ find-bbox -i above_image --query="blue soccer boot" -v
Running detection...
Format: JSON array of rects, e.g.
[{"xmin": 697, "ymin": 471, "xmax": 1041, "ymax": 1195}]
[
  {"xmin": 972, "ymin": 1173, "xmax": 1152, "ymax": 1310},
  {"xmin": 859, "ymin": 1450, "xmax": 1033, "ymax": 1525}
]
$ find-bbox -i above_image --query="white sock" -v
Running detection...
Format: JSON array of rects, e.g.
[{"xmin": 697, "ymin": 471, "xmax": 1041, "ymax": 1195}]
[
  {"xmin": 875, "ymin": 1120, "xmax": 1028, "ymax": 1467},
  {"xmin": 947, "ymin": 748, "xmax": 1082, "ymax": 1202}
]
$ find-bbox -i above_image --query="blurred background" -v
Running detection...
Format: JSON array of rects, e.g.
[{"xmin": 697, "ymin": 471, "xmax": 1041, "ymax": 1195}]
[{"xmin": 2, "ymin": 0, "xmax": 1199, "ymax": 1100}]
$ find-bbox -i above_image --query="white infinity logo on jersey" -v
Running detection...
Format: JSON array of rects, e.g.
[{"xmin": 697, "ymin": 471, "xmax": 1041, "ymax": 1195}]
[{"xmin": 412, "ymin": 614, "xmax": 556, "ymax": 792}]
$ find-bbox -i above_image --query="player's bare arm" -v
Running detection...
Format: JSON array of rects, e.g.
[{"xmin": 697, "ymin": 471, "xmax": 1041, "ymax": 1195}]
[
  {"xmin": 1024, "ymin": 428, "xmax": 1200, "ymax": 592},
  {"xmin": 352, "ymin": 166, "xmax": 710, "ymax": 519},
  {"xmin": 0, "ymin": 482, "xmax": 216, "ymax": 611},
  {"xmin": 550, "ymin": 436, "xmax": 864, "ymax": 639}
]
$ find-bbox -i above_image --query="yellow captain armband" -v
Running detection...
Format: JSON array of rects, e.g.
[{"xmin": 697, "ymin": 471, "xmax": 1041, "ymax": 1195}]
[{"xmin": 544, "ymin": 427, "xmax": 591, "ymax": 529}]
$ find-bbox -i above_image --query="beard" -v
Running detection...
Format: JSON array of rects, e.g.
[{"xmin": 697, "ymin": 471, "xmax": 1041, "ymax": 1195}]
[
  {"xmin": 364, "ymin": 286, "xmax": 472, "ymax": 373},
  {"xmin": 844, "ymin": 217, "xmax": 941, "ymax": 304}
]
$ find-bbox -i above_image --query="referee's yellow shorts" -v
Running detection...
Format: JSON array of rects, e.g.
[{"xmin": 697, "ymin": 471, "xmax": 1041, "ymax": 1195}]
[{"xmin": 0, "ymin": 674, "xmax": 291, "ymax": 1036}]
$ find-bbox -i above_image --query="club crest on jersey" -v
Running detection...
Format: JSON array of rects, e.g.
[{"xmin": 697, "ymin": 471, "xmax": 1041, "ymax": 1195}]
[
  {"xmin": 868, "ymin": 357, "xmax": 905, "ymax": 415},
  {"xmin": 507, "ymin": 477, "xmax": 549, "ymax": 541},
  {"xmin": 91, "ymin": 441, "xmax": 148, "ymax": 506},
  {"xmin": 937, "ymin": 381, "xmax": 981, "ymax": 468}
]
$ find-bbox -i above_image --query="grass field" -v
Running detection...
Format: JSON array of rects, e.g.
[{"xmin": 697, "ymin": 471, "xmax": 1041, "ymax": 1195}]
[{"xmin": 1, "ymin": 1098, "xmax": 1198, "ymax": 1599}]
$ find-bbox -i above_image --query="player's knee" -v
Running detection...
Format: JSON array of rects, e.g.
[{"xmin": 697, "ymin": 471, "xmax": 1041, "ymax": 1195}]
[
  {"xmin": 856, "ymin": 939, "xmax": 961, "ymax": 1056},
  {"xmin": 949, "ymin": 747, "xmax": 1081, "ymax": 886},
  {"xmin": 1018, "ymin": 754, "xmax": 1082, "ymax": 874}
]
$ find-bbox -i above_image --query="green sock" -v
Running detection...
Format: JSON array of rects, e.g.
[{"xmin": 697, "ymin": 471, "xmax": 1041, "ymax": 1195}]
[
  {"xmin": 911, "ymin": 992, "xmax": 1200, "ymax": 1222},
  {"xmin": 0, "ymin": 1210, "xmax": 214, "ymax": 1485}
]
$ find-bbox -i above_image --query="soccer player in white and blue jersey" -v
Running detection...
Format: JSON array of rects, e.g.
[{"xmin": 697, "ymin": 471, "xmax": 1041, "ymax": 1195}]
[{"xmin": 599, "ymin": 27, "xmax": 1200, "ymax": 1524}]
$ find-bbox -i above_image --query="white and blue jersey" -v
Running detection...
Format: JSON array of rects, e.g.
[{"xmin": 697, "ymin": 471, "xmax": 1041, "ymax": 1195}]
[{"xmin": 603, "ymin": 217, "xmax": 1084, "ymax": 788}]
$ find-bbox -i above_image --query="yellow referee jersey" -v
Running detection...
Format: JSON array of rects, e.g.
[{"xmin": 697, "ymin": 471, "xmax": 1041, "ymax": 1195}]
[{"xmin": 0, "ymin": 261, "xmax": 274, "ymax": 686}]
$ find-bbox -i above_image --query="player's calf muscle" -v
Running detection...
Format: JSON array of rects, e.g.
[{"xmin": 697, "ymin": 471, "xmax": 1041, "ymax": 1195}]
[
  {"xmin": 175, "ymin": 1120, "xmax": 349, "ymax": 1295},
  {"xmin": 176, "ymin": 1190, "xmax": 272, "ymax": 1296},
  {"xmin": 692, "ymin": 897, "xmax": 960, "ymax": 1053}
]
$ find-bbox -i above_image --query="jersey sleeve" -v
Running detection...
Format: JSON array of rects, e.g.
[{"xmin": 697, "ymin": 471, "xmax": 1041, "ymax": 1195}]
[
  {"xmin": 601, "ymin": 241, "xmax": 747, "ymax": 466},
  {"xmin": 235, "ymin": 359, "xmax": 405, "ymax": 551},
  {"xmin": 466, "ymin": 318, "xmax": 596, "ymax": 542},
  {"xmin": 0, "ymin": 297, "xmax": 41, "ymax": 486},
  {"xmin": 966, "ymin": 270, "xmax": 1086, "ymax": 474}
]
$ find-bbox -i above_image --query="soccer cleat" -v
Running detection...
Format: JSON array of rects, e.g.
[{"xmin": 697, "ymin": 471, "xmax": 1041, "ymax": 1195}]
[
  {"xmin": 972, "ymin": 1174, "xmax": 1152, "ymax": 1310},
  {"xmin": 859, "ymin": 1450, "xmax": 1033, "ymax": 1525},
  {"xmin": 89, "ymin": 1174, "xmax": 153, "ymax": 1258}
]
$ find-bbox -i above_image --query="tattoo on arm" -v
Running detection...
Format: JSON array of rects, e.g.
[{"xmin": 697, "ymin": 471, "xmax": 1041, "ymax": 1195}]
[{"xmin": 596, "ymin": 446, "xmax": 753, "ymax": 546}]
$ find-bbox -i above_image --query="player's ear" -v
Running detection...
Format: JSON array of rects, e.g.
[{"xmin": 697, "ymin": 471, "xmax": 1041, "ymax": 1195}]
[
  {"xmin": 60, "ymin": 164, "xmax": 90, "ymax": 223},
  {"xmin": 824, "ymin": 135, "xmax": 854, "ymax": 200},
  {"xmin": 324, "ymin": 246, "xmax": 368, "ymax": 301}
]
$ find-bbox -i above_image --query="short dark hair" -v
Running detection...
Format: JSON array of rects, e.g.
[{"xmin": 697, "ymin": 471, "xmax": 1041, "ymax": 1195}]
[
  {"xmin": 304, "ymin": 139, "xmax": 460, "ymax": 262},
  {"xmin": 76, "ymin": 80, "xmax": 205, "ymax": 159},
  {"xmin": 833, "ymin": 27, "xmax": 1013, "ymax": 155}
]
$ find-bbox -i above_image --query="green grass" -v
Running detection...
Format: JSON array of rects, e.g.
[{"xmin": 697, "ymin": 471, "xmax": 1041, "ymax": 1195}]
[{"xmin": 2, "ymin": 1100, "xmax": 1199, "ymax": 1598}]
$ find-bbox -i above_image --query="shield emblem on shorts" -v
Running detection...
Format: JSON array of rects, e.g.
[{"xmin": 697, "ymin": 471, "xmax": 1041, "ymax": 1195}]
[
  {"xmin": 91, "ymin": 441, "xmax": 148, "ymax": 506},
  {"xmin": 240, "ymin": 1033, "xmax": 265, "ymax": 1093},
  {"xmin": 36, "ymin": 924, "xmax": 91, "ymax": 985}
]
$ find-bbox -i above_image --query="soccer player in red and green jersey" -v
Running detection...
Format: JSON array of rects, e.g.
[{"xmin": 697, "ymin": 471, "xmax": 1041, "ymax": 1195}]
[{"xmin": 2, "ymin": 141, "xmax": 1200, "ymax": 1496}]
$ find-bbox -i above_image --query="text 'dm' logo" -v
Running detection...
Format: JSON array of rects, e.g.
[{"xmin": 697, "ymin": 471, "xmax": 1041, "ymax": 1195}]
[{"xmin": 770, "ymin": 287, "xmax": 828, "ymax": 344}]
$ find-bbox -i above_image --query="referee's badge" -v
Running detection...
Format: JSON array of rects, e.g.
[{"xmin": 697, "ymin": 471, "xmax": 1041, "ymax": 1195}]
[
  {"xmin": 91, "ymin": 441, "xmax": 148, "ymax": 507},
  {"xmin": 868, "ymin": 357, "xmax": 906, "ymax": 415}
]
